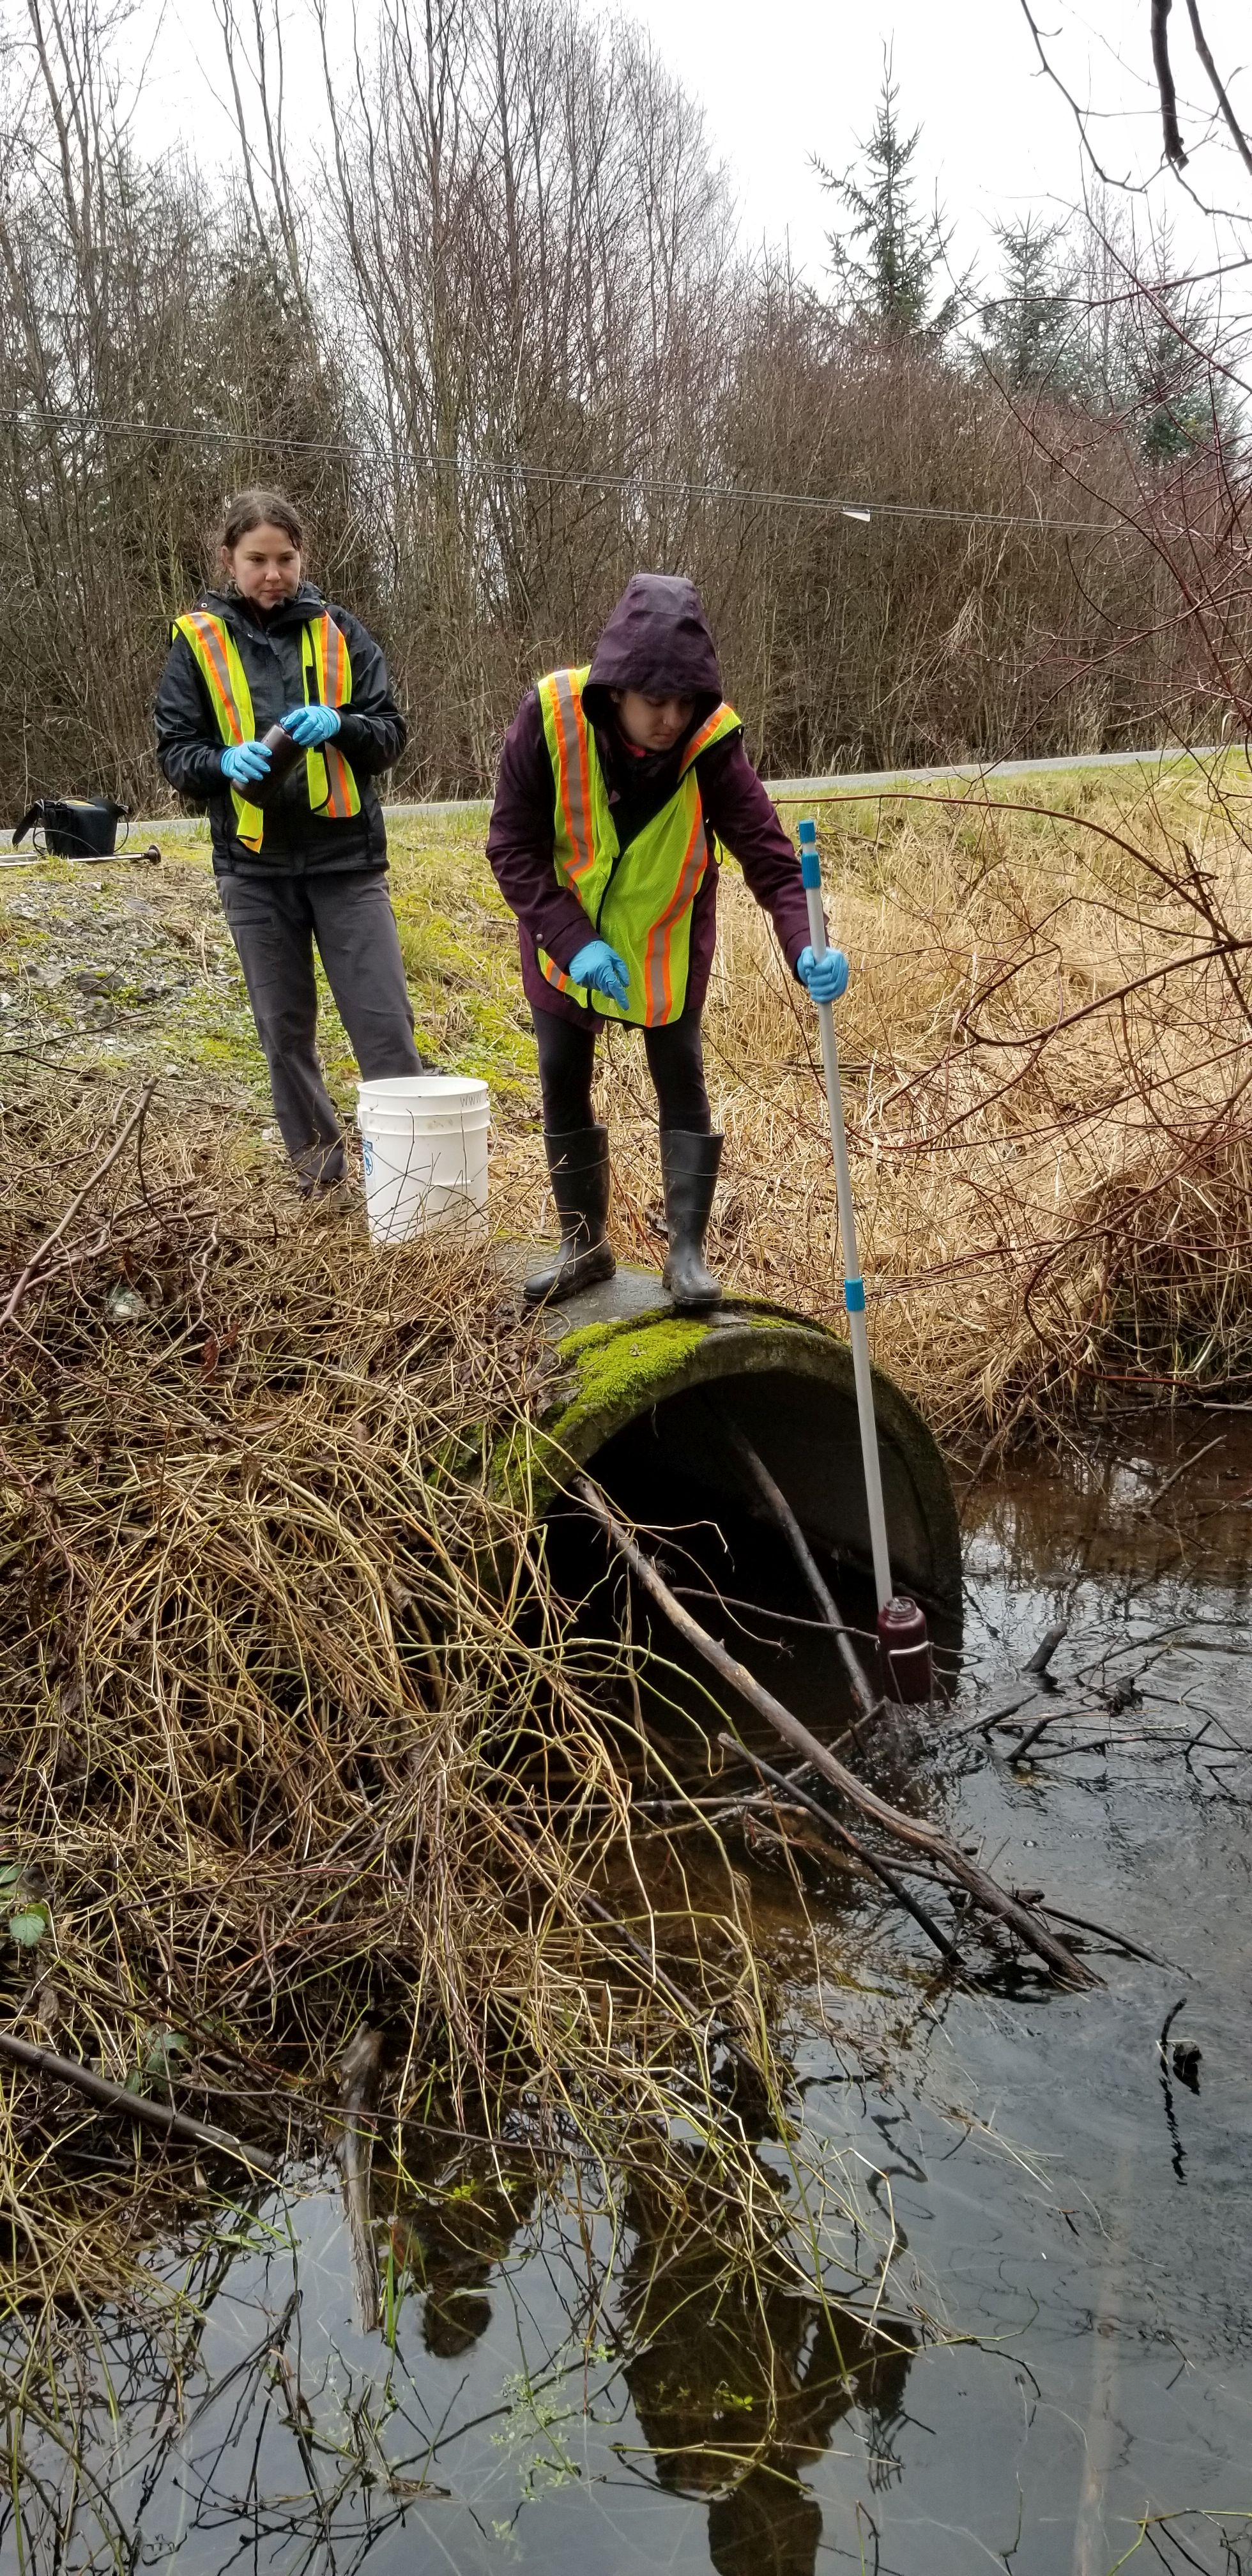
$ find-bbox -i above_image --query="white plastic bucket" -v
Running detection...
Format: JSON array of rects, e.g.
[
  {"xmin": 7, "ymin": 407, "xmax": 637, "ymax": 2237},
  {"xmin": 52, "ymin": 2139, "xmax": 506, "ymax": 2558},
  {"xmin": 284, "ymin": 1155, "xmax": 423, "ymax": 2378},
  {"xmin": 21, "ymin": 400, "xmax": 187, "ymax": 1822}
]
[{"xmin": 356, "ymin": 1074, "xmax": 490, "ymax": 1245}]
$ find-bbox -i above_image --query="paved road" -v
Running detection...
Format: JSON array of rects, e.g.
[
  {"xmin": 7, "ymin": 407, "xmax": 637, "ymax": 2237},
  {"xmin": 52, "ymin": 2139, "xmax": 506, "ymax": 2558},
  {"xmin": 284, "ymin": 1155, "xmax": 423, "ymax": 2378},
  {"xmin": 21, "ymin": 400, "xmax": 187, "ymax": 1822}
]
[{"xmin": 1, "ymin": 741, "xmax": 1237, "ymax": 859}]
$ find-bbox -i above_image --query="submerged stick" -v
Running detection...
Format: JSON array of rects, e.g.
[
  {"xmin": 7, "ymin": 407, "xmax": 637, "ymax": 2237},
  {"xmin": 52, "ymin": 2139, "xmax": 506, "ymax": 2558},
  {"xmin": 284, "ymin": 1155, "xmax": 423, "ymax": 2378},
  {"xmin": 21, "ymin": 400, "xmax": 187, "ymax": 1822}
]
[
  {"xmin": 724, "ymin": 1425, "xmax": 882, "ymax": 1721},
  {"xmin": 575, "ymin": 1477, "xmax": 1097, "ymax": 1990},
  {"xmin": 1034, "ymin": 1899, "xmax": 1171, "ymax": 1970},
  {"xmin": 1023, "ymin": 1621, "xmax": 1067, "ymax": 1676},
  {"xmin": 1010, "ymin": 1706, "xmax": 1076, "ymax": 1761},
  {"xmin": 0, "ymin": 2027, "xmax": 278, "ymax": 2174},
  {"xmin": 340, "ymin": 2027, "xmax": 384, "ymax": 2333},
  {"xmin": 719, "ymin": 1734, "xmax": 963, "ymax": 1968}
]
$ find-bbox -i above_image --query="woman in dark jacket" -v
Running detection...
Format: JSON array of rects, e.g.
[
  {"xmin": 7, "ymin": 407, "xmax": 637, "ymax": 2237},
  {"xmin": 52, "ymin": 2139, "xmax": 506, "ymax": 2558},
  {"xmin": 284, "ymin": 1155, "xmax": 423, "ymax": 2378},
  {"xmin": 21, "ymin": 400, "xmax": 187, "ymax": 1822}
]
[
  {"xmin": 487, "ymin": 572, "xmax": 849, "ymax": 1310},
  {"xmin": 156, "ymin": 488, "xmax": 424, "ymax": 1193}
]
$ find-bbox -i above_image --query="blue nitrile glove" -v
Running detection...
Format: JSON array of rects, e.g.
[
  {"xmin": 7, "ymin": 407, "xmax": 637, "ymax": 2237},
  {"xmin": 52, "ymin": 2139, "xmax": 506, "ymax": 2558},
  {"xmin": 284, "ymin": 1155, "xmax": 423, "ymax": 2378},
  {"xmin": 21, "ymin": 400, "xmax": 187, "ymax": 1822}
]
[
  {"xmin": 220, "ymin": 739, "xmax": 271, "ymax": 786},
  {"xmin": 797, "ymin": 944, "xmax": 850, "ymax": 1004},
  {"xmin": 280, "ymin": 704, "xmax": 342, "ymax": 747},
  {"xmin": 569, "ymin": 939, "xmax": 630, "ymax": 1009}
]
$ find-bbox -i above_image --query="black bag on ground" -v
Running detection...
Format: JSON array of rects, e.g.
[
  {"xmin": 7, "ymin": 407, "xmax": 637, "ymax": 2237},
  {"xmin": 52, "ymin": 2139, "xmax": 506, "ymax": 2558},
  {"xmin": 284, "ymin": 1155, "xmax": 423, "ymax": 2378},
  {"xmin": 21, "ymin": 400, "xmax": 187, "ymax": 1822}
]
[{"xmin": 12, "ymin": 797, "xmax": 126, "ymax": 859}]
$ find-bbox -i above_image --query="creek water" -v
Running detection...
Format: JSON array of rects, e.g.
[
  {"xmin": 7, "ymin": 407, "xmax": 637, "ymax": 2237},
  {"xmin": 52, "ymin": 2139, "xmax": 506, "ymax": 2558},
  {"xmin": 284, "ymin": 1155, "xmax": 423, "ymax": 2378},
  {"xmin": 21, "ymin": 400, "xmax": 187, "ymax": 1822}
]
[{"xmin": 6, "ymin": 1422, "xmax": 1252, "ymax": 2576}]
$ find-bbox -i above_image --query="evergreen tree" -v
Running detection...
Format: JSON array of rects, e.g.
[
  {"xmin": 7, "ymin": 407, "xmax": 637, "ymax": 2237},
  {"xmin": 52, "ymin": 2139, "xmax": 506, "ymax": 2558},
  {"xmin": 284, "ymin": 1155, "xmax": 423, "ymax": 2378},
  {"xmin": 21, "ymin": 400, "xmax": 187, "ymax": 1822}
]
[
  {"xmin": 1069, "ymin": 211, "xmax": 1235, "ymax": 463},
  {"xmin": 1126, "ymin": 268, "xmax": 1227, "ymax": 463},
  {"xmin": 978, "ymin": 215, "xmax": 1078, "ymax": 393},
  {"xmin": 817, "ymin": 57, "xmax": 958, "ymax": 339}
]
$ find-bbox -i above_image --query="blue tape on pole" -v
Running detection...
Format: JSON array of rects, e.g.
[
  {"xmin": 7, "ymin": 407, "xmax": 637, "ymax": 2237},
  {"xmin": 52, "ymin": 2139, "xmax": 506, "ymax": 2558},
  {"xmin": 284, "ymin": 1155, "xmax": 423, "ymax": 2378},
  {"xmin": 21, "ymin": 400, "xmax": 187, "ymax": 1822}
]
[
  {"xmin": 797, "ymin": 816, "xmax": 817, "ymax": 844},
  {"xmin": 800, "ymin": 850, "xmax": 821, "ymax": 889},
  {"xmin": 844, "ymin": 1278, "xmax": 866, "ymax": 1312}
]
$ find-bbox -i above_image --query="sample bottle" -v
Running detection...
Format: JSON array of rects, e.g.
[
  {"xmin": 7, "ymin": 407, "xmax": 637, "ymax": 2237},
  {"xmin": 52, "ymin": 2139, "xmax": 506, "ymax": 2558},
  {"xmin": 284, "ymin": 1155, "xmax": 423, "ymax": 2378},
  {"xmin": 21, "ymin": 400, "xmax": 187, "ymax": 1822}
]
[
  {"xmin": 877, "ymin": 1595, "xmax": 932, "ymax": 1704},
  {"xmin": 258, "ymin": 721, "xmax": 302, "ymax": 797}
]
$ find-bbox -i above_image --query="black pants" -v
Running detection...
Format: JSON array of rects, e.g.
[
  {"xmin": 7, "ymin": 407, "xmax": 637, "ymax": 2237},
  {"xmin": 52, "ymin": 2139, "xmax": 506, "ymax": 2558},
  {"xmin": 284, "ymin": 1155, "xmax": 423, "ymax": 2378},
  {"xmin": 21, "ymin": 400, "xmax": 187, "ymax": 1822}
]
[
  {"xmin": 533, "ymin": 1005, "xmax": 711, "ymax": 1134},
  {"xmin": 218, "ymin": 868, "xmax": 423, "ymax": 1188}
]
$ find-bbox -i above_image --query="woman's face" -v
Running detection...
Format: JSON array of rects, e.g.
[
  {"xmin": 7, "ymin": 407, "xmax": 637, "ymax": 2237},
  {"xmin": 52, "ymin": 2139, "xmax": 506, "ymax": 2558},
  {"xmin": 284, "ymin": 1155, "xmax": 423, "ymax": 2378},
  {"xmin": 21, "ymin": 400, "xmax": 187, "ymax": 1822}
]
[
  {"xmin": 612, "ymin": 689, "xmax": 695, "ymax": 753},
  {"xmin": 222, "ymin": 523, "xmax": 303, "ymax": 607}
]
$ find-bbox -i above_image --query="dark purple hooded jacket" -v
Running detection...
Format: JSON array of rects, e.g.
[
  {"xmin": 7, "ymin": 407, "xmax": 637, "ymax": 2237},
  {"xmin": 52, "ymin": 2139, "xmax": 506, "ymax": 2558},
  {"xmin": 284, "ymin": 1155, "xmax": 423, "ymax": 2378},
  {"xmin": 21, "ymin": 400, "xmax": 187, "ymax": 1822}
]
[{"xmin": 486, "ymin": 573, "xmax": 811, "ymax": 1025}]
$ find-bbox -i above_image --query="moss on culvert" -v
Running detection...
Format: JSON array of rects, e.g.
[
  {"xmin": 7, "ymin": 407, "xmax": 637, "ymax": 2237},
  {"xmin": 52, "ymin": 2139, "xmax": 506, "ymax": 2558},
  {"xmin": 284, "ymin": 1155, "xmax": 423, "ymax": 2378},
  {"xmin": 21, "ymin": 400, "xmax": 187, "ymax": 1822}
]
[{"xmin": 496, "ymin": 1282, "xmax": 961, "ymax": 1614}]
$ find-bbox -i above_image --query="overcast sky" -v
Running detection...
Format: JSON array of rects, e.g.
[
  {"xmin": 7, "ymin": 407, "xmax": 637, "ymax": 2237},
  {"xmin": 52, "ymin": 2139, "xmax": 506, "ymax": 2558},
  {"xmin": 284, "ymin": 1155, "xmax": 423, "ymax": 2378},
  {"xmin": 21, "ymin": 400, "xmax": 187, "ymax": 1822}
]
[
  {"xmin": 607, "ymin": 0, "xmax": 1252, "ymax": 280},
  {"xmin": 152, "ymin": 0, "xmax": 1251, "ymax": 288}
]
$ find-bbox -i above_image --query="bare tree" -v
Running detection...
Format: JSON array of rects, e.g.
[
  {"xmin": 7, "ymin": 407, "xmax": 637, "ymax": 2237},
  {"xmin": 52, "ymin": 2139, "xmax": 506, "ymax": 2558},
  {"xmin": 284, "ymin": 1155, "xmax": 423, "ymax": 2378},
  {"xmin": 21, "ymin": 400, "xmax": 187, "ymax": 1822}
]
[
  {"xmin": 0, "ymin": 0, "xmax": 1242, "ymax": 816},
  {"xmin": 1018, "ymin": 0, "xmax": 1252, "ymax": 208}
]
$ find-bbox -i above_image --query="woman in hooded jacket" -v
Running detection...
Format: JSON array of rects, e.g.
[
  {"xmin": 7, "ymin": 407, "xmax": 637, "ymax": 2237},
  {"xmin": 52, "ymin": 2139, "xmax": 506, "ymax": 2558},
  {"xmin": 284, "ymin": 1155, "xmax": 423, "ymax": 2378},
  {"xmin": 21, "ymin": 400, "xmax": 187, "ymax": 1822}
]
[
  {"xmin": 487, "ymin": 572, "xmax": 849, "ymax": 1310},
  {"xmin": 155, "ymin": 489, "xmax": 425, "ymax": 1196}
]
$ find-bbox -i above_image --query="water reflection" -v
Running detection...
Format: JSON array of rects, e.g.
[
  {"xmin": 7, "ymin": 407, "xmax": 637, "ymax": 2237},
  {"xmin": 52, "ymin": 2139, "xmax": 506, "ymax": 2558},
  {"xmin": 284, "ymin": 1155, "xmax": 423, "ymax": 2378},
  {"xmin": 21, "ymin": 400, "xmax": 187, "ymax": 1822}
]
[
  {"xmin": 619, "ymin": 2154, "xmax": 915, "ymax": 2576},
  {"xmin": 383, "ymin": 2140, "xmax": 538, "ymax": 2358}
]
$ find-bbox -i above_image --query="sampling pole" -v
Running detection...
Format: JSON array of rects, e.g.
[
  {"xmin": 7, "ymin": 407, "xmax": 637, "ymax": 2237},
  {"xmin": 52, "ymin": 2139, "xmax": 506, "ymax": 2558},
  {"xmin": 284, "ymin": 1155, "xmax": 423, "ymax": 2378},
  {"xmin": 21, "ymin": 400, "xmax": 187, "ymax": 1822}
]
[{"xmin": 797, "ymin": 817, "xmax": 931, "ymax": 1699}]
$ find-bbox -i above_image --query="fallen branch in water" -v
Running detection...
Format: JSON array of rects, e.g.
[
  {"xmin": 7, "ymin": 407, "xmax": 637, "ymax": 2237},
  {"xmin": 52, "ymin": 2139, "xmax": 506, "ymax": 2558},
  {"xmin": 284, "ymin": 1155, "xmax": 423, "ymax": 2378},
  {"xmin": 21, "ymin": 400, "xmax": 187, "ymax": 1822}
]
[
  {"xmin": 1010, "ymin": 1706, "xmax": 1079, "ymax": 1760},
  {"xmin": 945, "ymin": 1685, "xmax": 1042, "ymax": 1742},
  {"xmin": 866, "ymin": 1858, "xmax": 1172, "ymax": 1969},
  {"xmin": 575, "ymin": 1476, "xmax": 1097, "ymax": 1991},
  {"xmin": 1032, "ymin": 1898, "xmax": 1171, "ymax": 1969},
  {"xmin": 718, "ymin": 1735, "xmax": 963, "ymax": 1970},
  {"xmin": 723, "ymin": 1425, "xmax": 882, "ymax": 1722},
  {"xmin": 1023, "ymin": 1621, "xmax": 1067, "ymax": 1676},
  {"xmin": 0, "ymin": 2027, "xmax": 279, "ymax": 2175}
]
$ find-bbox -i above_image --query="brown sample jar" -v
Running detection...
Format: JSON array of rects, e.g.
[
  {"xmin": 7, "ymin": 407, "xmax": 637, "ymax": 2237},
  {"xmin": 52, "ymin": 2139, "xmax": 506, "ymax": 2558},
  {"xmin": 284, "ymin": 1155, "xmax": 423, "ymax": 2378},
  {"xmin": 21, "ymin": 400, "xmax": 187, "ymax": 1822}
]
[
  {"xmin": 257, "ymin": 721, "xmax": 302, "ymax": 801},
  {"xmin": 877, "ymin": 1594, "xmax": 932, "ymax": 1704}
]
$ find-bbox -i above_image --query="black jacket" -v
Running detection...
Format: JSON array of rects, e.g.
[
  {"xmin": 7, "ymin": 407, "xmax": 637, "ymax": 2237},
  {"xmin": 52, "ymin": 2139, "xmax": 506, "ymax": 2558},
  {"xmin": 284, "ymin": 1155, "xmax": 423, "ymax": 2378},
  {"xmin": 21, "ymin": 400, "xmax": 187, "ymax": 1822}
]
[{"xmin": 154, "ymin": 583, "xmax": 407, "ymax": 874}]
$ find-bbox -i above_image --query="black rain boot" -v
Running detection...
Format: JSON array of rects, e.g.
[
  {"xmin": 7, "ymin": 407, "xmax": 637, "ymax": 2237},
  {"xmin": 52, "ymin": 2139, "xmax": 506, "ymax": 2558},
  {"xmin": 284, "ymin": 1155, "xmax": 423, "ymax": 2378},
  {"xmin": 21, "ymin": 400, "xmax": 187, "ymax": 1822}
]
[
  {"xmin": 660, "ymin": 1130, "xmax": 724, "ymax": 1312},
  {"xmin": 523, "ymin": 1124, "xmax": 616, "ymax": 1305}
]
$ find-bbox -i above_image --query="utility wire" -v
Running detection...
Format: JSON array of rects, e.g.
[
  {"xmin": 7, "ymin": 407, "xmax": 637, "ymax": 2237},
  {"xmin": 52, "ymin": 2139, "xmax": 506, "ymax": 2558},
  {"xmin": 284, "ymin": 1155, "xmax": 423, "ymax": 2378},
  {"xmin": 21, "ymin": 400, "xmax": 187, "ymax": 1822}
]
[{"xmin": 0, "ymin": 405, "xmax": 1122, "ymax": 540}]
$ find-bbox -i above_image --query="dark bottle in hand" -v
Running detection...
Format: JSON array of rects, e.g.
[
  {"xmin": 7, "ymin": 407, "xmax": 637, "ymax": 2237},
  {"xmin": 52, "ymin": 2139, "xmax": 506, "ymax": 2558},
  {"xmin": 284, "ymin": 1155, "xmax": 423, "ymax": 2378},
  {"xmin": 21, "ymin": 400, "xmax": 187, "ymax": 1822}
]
[{"xmin": 257, "ymin": 721, "xmax": 301, "ymax": 801}]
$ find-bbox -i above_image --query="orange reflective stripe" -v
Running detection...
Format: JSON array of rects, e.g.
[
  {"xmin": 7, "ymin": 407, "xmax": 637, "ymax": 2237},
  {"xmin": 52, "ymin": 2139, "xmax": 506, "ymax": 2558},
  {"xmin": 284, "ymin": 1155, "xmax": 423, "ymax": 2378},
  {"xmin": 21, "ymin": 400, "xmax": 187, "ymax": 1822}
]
[
  {"xmin": 183, "ymin": 614, "xmax": 244, "ymax": 743},
  {"xmin": 678, "ymin": 701, "xmax": 737, "ymax": 776},
  {"xmin": 539, "ymin": 949, "xmax": 579, "ymax": 999},
  {"xmin": 323, "ymin": 747, "xmax": 353, "ymax": 820},
  {"xmin": 547, "ymin": 670, "xmax": 596, "ymax": 887},
  {"xmin": 301, "ymin": 615, "xmax": 359, "ymax": 820},
  {"xmin": 316, "ymin": 620, "xmax": 349, "ymax": 816},
  {"xmin": 642, "ymin": 798, "xmax": 706, "ymax": 1025},
  {"xmin": 326, "ymin": 617, "xmax": 350, "ymax": 705},
  {"xmin": 310, "ymin": 612, "xmax": 347, "ymax": 705}
]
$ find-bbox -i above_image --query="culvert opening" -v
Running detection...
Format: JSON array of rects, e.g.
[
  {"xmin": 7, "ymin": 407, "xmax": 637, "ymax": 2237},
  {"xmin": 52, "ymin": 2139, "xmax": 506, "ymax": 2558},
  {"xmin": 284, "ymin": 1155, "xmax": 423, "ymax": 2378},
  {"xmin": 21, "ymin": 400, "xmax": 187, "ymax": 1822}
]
[{"xmin": 543, "ymin": 1364, "xmax": 962, "ymax": 1752}]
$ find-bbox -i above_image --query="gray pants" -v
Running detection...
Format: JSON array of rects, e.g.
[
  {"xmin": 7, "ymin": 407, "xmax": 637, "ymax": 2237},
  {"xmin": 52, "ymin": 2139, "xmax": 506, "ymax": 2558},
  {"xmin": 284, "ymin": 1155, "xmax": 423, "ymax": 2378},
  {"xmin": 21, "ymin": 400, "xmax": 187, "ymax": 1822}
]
[{"xmin": 218, "ymin": 868, "xmax": 424, "ymax": 1188}]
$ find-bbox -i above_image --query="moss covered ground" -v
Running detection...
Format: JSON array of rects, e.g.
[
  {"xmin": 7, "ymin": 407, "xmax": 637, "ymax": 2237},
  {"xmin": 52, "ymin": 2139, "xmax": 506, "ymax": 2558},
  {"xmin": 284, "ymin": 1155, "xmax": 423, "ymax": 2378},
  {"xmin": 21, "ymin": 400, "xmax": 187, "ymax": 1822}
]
[{"xmin": 0, "ymin": 811, "xmax": 534, "ymax": 1101}]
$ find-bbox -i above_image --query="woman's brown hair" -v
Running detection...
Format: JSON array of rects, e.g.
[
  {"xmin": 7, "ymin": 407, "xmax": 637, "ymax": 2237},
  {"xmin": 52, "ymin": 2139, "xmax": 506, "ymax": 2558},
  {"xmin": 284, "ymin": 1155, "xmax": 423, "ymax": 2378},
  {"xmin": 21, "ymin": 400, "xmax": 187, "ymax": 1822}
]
[{"xmin": 219, "ymin": 488, "xmax": 305, "ymax": 553}]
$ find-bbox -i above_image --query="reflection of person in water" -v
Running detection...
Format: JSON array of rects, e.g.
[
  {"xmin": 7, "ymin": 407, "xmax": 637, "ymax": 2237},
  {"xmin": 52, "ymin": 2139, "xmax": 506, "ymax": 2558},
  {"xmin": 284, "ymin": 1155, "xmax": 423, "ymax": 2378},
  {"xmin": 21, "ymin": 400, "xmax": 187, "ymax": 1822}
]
[
  {"xmin": 383, "ymin": 2147, "xmax": 537, "ymax": 2359},
  {"xmin": 619, "ymin": 2160, "xmax": 915, "ymax": 2576}
]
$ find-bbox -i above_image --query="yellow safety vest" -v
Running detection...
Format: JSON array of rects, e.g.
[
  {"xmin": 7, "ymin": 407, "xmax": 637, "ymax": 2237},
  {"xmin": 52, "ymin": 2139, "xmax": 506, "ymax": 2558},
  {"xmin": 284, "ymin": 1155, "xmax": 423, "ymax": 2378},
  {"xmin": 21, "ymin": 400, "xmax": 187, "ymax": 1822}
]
[
  {"xmin": 173, "ymin": 608, "xmax": 362, "ymax": 854},
  {"xmin": 536, "ymin": 665, "xmax": 741, "ymax": 1027}
]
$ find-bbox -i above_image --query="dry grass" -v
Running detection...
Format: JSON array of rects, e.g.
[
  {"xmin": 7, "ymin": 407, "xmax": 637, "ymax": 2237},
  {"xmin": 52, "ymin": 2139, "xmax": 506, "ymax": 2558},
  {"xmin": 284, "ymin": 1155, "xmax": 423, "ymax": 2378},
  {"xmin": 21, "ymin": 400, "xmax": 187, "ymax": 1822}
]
[{"xmin": 0, "ymin": 1071, "xmax": 820, "ymax": 2316}]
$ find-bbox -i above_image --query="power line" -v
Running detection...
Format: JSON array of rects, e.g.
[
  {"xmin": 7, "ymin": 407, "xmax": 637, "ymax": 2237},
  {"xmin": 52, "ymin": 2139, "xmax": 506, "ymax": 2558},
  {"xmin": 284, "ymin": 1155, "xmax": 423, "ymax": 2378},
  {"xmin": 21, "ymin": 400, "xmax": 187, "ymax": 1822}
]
[{"xmin": 0, "ymin": 405, "xmax": 1122, "ymax": 540}]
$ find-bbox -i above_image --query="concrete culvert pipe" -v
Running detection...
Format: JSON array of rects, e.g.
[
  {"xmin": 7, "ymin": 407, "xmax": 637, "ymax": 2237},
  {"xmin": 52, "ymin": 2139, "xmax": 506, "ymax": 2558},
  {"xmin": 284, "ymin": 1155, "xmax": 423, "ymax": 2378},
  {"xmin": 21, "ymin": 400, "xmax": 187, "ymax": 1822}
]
[{"xmin": 501, "ymin": 1266, "xmax": 962, "ymax": 1648}]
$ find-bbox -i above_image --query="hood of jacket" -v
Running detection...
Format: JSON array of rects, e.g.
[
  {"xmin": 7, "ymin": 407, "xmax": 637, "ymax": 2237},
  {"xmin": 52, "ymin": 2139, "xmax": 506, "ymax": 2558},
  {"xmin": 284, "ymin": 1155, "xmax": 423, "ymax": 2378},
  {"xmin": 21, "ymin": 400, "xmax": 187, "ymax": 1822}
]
[{"xmin": 581, "ymin": 574, "xmax": 724, "ymax": 737}]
